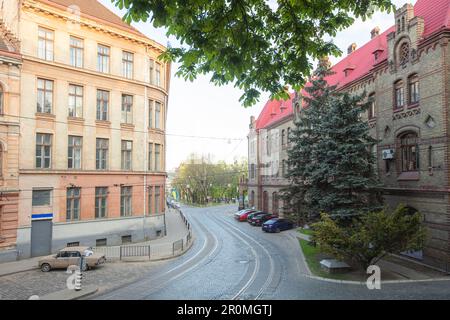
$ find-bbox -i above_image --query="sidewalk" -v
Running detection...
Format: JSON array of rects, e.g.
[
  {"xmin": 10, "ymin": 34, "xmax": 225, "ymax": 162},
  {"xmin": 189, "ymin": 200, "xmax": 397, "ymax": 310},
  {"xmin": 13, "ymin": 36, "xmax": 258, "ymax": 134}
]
[{"xmin": 0, "ymin": 208, "xmax": 191, "ymax": 277}]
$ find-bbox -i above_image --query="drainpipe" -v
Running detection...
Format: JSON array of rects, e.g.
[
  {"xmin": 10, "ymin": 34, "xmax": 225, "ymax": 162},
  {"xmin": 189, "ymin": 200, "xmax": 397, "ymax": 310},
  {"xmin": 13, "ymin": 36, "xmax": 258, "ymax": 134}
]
[{"xmin": 143, "ymin": 84, "xmax": 148, "ymax": 240}]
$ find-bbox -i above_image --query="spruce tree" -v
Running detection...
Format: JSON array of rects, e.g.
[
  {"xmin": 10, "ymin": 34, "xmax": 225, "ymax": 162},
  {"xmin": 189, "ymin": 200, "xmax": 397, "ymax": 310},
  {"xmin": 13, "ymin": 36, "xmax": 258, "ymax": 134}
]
[{"xmin": 282, "ymin": 60, "xmax": 381, "ymax": 222}]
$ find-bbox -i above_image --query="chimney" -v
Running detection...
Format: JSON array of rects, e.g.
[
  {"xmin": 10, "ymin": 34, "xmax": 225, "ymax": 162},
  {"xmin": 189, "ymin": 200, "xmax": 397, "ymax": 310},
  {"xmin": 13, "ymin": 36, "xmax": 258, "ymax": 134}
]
[
  {"xmin": 371, "ymin": 26, "xmax": 380, "ymax": 39},
  {"xmin": 249, "ymin": 116, "xmax": 255, "ymax": 129},
  {"xmin": 347, "ymin": 43, "xmax": 357, "ymax": 55}
]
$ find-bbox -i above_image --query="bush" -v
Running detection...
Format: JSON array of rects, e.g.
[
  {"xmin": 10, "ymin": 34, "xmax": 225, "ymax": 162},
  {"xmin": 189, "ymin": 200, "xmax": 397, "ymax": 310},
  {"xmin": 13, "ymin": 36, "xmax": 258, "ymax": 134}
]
[{"xmin": 311, "ymin": 204, "xmax": 427, "ymax": 269}]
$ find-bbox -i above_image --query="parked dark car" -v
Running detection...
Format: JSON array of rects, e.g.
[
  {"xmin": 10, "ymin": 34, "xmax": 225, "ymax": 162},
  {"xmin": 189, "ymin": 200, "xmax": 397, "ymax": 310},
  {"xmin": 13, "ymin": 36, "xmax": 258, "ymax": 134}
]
[
  {"xmin": 247, "ymin": 211, "xmax": 264, "ymax": 223},
  {"xmin": 250, "ymin": 213, "xmax": 278, "ymax": 226},
  {"xmin": 262, "ymin": 218, "xmax": 294, "ymax": 233}
]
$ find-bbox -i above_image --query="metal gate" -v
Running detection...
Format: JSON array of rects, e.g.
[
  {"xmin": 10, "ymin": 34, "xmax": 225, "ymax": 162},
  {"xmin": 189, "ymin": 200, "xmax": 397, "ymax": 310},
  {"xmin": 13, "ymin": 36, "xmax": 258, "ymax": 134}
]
[{"xmin": 31, "ymin": 219, "xmax": 52, "ymax": 257}]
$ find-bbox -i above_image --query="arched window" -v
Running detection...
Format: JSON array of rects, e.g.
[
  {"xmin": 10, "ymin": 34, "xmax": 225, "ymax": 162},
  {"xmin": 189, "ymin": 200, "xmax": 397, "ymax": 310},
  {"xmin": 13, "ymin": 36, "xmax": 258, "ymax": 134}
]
[
  {"xmin": 250, "ymin": 190, "xmax": 255, "ymax": 207},
  {"xmin": 263, "ymin": 191, "xmax": 268, "ymax": 212},
  {"xmin": 401, "ymin": 16, "xmax": 405, "ymax": 32},
  {"xmin": 399, "ymin": 42, "xmax": 409, "ymax": 66},
  {"xmin": 368, "ymin": 93, "xmax": 376, "ymax": 119},
  {"xmin": 408, "ymin": 74, "xmax": 419, "ymax": 105},
  {"xmin": 400, "ymin": 132, "xmax": 419, "ymax": 172},
  {"xmin": 287, "ymin": 127, "xmax": 291, "ymax": 144},
  {"xmin": 281, "ymin": 129, "xmax": 285, "ymax": 146},
  {"xmin": 272, "ymin": 192, "xmax": 279, "ymax": 215},
  {"xmin": 394, "ymin": 80, "xmax": 405, "ymax": 109}
]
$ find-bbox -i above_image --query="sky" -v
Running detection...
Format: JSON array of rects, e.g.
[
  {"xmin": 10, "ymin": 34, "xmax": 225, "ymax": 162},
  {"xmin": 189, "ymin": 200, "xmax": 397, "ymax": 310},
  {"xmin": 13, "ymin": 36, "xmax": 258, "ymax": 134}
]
[{"xmin": 99, "ymin": 0, "xmax": 416, "ymax": 171}]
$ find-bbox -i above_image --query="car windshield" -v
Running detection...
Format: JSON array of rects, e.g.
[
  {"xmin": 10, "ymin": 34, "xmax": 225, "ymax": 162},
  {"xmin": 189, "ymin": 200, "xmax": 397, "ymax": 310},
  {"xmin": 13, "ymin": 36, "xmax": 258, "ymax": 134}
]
[{"xmin": 265, "ymin": 219, "xmax": 278, "ymax": 224}]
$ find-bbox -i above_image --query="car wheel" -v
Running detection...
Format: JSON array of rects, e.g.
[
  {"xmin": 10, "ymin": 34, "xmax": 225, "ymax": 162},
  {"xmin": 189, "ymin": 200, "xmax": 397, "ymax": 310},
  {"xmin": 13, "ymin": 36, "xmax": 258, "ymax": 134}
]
[
  {"xmin": 276, "ymin": 228, "xmax": 281, "ymax": 233},
  {"xmin": 41, "ymin": 263, "xmax": 51, "ymax": 272}
]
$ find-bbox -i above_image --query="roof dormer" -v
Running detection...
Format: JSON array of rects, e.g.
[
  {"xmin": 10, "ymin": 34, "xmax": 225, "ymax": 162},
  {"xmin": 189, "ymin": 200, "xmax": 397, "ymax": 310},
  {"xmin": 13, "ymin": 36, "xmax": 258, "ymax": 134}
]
[{"xmin": 343, "ymin": 64, "xmax": 356, "ymax": 77}]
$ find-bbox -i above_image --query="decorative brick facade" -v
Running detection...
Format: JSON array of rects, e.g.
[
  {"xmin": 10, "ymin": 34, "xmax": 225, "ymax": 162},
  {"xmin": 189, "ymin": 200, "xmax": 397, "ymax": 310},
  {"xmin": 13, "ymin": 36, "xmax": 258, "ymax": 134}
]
[{"xmin": 248, "ymin": 0, "xmax": 450, "ymax": 271}]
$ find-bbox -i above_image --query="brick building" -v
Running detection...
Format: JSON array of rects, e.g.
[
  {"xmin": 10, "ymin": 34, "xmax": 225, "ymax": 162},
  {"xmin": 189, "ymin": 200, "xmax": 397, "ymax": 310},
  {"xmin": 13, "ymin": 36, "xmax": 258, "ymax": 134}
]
[
  {"xmin": 247, "ymin": 0, "xmax": 450, "ymax": 271},
  {"xmin": 0, "ymin": 0, "xmax": 170, "ymax": 261}
]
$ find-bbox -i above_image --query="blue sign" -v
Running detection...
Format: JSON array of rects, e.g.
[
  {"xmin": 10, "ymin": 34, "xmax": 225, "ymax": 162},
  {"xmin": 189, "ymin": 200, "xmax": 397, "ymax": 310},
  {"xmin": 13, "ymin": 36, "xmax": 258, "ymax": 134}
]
[{"xmin": 31, "ymin": 213, "xmax": 53, "ymax": 220}]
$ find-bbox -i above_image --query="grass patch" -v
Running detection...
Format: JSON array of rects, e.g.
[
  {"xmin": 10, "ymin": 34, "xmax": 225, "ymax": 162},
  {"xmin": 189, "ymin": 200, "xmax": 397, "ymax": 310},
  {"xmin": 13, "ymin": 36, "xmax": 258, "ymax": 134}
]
[
  {"xmin": 298, "ymin": 239, "xmax": 358, "ymax": 281},
  {"xmin": 298, "ymin": 228, "xmax": 314, "ymax": 236}
]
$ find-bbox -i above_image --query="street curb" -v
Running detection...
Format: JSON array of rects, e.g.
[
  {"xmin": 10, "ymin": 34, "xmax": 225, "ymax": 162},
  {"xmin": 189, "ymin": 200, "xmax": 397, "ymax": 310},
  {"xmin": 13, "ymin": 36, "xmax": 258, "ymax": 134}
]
[
  {"xmin": 0, "ymin": 266, "xmax": 38, "ymax": 277},
  {"xmin": 39, "ymin": 285, "xmax": 98, "ymax": 300},
  {"xmin": 295, "ymin": 236, "xmax": 450, "ymax": 285}
]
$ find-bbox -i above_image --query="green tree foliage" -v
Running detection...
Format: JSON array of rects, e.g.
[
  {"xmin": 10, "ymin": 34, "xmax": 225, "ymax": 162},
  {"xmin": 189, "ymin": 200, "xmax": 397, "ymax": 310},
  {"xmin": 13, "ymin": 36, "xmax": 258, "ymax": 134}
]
[
  {"xmin": 311, "ymin": 204, "xmax": 427, "ymax": 269},
  {"xmin": 282, "ymin": 61, "xmax": 381, "ymax": 221},
  {"xmin": 172, "ymin": 154, "xmax": 247, "ymax": 205},
  {"xmin": 111, "ymin": 0, "xmax": 394, "ymax": 106}
]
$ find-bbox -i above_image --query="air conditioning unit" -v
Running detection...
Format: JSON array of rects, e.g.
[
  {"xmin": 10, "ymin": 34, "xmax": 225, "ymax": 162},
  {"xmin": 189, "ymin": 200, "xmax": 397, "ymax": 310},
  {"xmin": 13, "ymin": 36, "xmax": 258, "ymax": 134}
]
[{"xmin": 382, "ymin": 149, "xmax": 395, "ymax": 160}]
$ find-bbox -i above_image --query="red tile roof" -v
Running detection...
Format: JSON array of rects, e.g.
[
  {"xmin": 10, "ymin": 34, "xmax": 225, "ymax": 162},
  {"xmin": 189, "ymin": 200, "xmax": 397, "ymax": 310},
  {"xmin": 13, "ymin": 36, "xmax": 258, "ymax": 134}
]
[
  {"xmin": 255, "ymin": 92, "xmax": 295, "ymax": 129},
  {"xmin": 254, "ymin": 0, "xmax": 450, "ymax": 130}
]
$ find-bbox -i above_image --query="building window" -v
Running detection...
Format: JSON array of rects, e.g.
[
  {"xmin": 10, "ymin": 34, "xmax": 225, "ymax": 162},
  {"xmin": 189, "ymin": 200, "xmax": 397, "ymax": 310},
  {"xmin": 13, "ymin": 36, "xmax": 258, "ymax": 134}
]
[
  {"xmin": 148, "ymin": 143, "xmax": 153, "ymax": 171},
  {"xmin": 281, "ymin": 129, "xmax": 285, "ymax": 145},
  {"xmin": 96, "ymin": 238, "xmax": 107, "ymax": 246},
  {"xmin": 68, "ymin": 136, "xmax": 82, "ymax": 169},
  {"xmin": 66, "ymin": 187, "xmax": 80, "ymax": 220},
  {"xmin": 97, "ymin": 44, "xmax": 110, "ymax": 73},
  {"xmin": 428, "ymin": 146, "xmax": 433, "ymax": 169},
  {"xmin": 37, "ymin": 78, "xmax": 53, "ymax": 114},
  {"xmin": 155, "ymin": 101, "xmax": 161, "ymax": 129},
  {"xmin": 120, "ymin": 186, "xmax": 132, "ymax": 217},
  {"xmin": 95, "ymin": 187, "xmax": 108, "ymax": 218},
  {"xmin": 121, "ymin": 140, "xmax": 132, "ymax": 170},
  {"xmin": 36, "ymin": 133, "xmax": 52, "ymax": 168},
  {"xmin": 400, "ymin": 132, "xmax": 419, "ymax": 172},
  {"xmin": 96, "ymin": 138, "xmax": 108, "ymax": 170},
  {"xmin": 155, "ymin": 144, "xmax": 161, "ymax": 171},
  {"xmin": 368, "ymin": 93, "xmax": 375, "ymax": 119},
  {"xmin": 149, "ymin": 100, "xmax": 153, "ymax": 128},
  {"xmin": 121, "ymin": 235, "xmax": 132, "ymax": 244},
  {"xmin": 70, "ymin": 36, "xmax": 83, "ymax": 68},
  {"xmin": 250, "ymin": 163, "xmax": 255, "ymax": 179},
  {"xmin": 154, "ymin": 186, "xmax": 161, "ymax": 213},
  {"xmin": 32, "ymin": 189, "xmax": 52, "ymax": 206},
  {"xmin": 122, "ymin": 51, "xmax": 134, "ymax": 79},
  {"xmin": 250, "ymin": 190, "xmax": 255, "ymax": 207},
  {"xmin": 287, "ymin": 127, "xmax": 291, "ymax": 144},
  {"xmin": 121, "ymin": 94, "xmax": 133, "ymax": 124},
  {"xmin": 96, "ymin": 90, "xmax": 109, "ymax": 121},
  {"xmin": 394, "ymin": 80, "xmax": 404, "ymax": 109},
  {"xmin": 68, "ymin": 84, "xmax": 83, "ymax": 118},
  {"xmin": 408, "ymin": 74, "xmax": 419, "ymax": 105},
  {"xmin": 155, "ymin": 63, "xmax": 161, "ymax": 87},
  {"xmin": 399, "ymin": 42, "xmax": 409, "ymax": 66},
  {"xmin": 38, "ymin": 27, "xmax": 53, "ymax": 61},
  {"xmin": 148, "ymin": 186, "xmax": 153, "ymax": 214},
  {"xmin": 149, "ymin": 59, "xmax": 155, "ymax": 85}
]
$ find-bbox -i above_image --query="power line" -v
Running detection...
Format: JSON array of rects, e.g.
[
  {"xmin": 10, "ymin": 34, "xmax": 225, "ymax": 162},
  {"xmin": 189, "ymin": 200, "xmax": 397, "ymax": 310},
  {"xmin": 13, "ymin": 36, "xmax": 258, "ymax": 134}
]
[{"xmin": 0, "ymin": 113, "xmax": 244, "ymax": 141}]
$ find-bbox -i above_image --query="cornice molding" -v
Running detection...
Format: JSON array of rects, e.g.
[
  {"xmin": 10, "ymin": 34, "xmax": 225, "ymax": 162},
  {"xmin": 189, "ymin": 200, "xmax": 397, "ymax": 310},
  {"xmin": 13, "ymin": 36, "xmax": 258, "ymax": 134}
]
[{"xmin": 22, "ymin": 0, "xmax": 166, "ymax": 54}]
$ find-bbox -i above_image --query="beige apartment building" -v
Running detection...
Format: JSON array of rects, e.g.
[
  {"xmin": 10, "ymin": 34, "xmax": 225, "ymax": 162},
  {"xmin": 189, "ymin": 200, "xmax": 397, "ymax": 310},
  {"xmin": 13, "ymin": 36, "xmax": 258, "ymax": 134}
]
[
  {"xmin": 0, "ymin": 0, "xmax": 170, "ymax": 260},
  {"xmin": 248, "ymin": 0, "xmax": 450, "ymax": 271}
]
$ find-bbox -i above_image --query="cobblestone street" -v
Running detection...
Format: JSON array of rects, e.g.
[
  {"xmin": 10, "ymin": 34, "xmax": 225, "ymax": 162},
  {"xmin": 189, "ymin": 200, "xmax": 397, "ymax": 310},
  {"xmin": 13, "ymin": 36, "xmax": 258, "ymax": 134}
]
[{"xmin": 0, "ymin": 260, "xmax": 168, "ymax": 300}]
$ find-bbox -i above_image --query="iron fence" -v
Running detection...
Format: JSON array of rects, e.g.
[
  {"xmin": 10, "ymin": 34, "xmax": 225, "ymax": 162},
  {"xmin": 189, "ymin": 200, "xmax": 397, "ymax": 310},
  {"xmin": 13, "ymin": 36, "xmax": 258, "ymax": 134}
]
[
  {"xmin": 92, "ymin": 208, "xmax": 193, "ymax": 261},
  {"xmin": 120, "ymin": 245, "xmax": 151, "ymax": 259}
]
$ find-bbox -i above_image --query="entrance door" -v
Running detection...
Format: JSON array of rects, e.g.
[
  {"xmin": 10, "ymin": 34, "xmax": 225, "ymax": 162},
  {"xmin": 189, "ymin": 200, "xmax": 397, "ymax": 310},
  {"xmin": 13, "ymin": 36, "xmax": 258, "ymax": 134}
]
[
  {"xmin": 263, "ymin": 191, "xmax": 268, "ymax": 212},
  {"xmin": 31, "ymin": 219, "xmax": 52, "ymax": 257}
]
